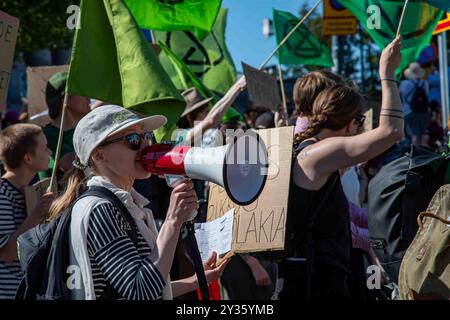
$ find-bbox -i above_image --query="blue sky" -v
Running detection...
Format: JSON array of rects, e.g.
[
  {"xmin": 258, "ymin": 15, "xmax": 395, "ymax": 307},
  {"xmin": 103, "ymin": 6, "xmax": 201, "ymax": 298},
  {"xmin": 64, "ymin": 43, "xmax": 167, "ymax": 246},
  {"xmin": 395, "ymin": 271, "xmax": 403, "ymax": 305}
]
[{"xmin": 222, "ymin": 0, "xmax": 312, "ymax": 71}]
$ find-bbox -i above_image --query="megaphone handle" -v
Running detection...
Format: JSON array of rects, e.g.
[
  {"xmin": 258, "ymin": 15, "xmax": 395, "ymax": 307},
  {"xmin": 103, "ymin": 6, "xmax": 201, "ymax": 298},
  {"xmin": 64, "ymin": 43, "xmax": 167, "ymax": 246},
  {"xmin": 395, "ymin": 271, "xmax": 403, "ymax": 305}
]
[
  {"xmin": 165, "ymin": 174, "xmax": 198, "ymax": 221},
  {"xmin": 184, "ymin": 221, "xmax": 210, "ymax": 300}
]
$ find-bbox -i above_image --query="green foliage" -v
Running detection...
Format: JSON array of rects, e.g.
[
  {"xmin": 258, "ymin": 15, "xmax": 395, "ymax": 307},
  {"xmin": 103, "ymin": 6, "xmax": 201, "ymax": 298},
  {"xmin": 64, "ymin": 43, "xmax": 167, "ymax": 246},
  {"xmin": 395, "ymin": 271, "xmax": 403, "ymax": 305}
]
[{"xmin": 0, "ymin": 0, "xmax": 76, "ymax": 54}]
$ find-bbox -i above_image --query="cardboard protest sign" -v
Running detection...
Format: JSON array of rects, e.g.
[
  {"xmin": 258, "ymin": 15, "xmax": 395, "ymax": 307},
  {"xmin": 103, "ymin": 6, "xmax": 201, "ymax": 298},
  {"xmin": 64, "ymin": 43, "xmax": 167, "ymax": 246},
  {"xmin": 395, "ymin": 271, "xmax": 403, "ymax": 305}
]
[
  {"xmin": 363, "ymin": 108, "xmax": 373, "ymax": 133},
  {"xmin": 24, "ymin": 178, "xmax": 57, "ymax": 216},
  {"xmin": 242, "ymin": 62, "xmax": 281, "ymax": 112},
  {"xmin": 207, "ymin": 126, "xmax": 294, "ymax": 254},
  {"xmin": 0, "ymin": 11, "xmax": 19, "ymax": 112},
  {"xmin": 27, "ymin": 65, "xmax": 68, "ymax": 126},
  {"xmin": 364, "ymin": 93, "xmax": 381, "ymax": 131}
]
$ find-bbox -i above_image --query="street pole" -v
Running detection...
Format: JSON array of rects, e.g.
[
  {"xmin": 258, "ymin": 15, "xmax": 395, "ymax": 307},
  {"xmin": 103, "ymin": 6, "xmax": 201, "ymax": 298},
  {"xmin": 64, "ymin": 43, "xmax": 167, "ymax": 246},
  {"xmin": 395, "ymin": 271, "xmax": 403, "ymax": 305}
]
[
  {"xmin": 438, "ymin": 31, "xmax": 449, "ymax": 135},
  {"xmin": 332, "ymin": 35, "xmax": 338, "ymax": 74},
  {"xmin": 338, "ymin": 36, "xmax": 346, "ymax": 75},
  {"xmin": 359, "ymin": 25, "xmax": 366, "ymax": 93}
]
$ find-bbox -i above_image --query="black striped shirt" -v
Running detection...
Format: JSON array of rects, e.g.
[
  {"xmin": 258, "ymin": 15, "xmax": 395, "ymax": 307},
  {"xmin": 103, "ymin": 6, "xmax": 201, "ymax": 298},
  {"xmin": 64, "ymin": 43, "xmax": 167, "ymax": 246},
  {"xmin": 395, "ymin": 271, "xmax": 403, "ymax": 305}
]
[
  {"xmin": 0, "ymin": 178, "xmax": 26, "ymax": 300},
  {"xmin": 87, "ymin": 202, "xmax": 165, "ymax": 300}
]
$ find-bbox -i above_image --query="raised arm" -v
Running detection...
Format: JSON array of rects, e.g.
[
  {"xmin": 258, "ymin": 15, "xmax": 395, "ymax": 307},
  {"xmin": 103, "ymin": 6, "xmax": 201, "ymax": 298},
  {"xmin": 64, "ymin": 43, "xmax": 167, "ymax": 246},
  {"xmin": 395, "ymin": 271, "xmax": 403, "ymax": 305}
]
[
  {"xmin": 297, "ymin": 36, "xmax": 404, "ymax": 182},
  {"xmin": 185, "ymin": 77, "xmax": 246, "ymax": 144}
]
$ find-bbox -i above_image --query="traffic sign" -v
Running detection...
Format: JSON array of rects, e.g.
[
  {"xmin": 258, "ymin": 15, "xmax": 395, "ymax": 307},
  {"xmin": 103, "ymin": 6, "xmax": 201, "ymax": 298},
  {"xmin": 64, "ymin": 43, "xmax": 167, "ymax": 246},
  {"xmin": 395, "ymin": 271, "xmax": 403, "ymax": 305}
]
[
  {"xmin": 324, "ymin": 0, "xmax": 352, "ymax": 17},
  {"xmin": 323, "ymin": 0, "xmax": 357, "ymax": 36}
]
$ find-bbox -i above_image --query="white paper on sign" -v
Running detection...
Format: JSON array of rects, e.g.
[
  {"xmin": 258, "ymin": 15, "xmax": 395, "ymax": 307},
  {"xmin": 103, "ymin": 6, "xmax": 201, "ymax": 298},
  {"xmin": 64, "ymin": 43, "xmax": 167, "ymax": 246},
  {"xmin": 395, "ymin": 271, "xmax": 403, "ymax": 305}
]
[{"xmin": 194, "ymin": 208, "xmax": 234, "ymax": 263}]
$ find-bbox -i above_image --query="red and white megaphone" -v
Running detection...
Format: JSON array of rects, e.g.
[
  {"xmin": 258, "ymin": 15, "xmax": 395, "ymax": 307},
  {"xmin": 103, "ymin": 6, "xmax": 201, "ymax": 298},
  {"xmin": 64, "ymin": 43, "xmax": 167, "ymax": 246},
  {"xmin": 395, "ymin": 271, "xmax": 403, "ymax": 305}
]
[{"xmin": 140, "ymin": 131, "xmax": 268, "ymax": 206}]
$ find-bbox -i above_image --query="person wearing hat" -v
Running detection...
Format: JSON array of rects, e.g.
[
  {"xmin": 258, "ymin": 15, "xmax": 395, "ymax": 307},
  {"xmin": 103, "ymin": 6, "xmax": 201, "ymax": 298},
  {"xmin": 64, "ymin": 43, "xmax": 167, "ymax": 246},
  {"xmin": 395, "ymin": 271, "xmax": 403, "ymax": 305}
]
[
  {"xmin": 399, "ymin": 62, "xmax": 431, "ymax": 145},
  {"xmin": 46, "ymin": 105, "xmax": 227, "ymax": 300},
  {"xmin": 175, "ymin": 77, "xmax": 246, "ymax": 147},
  {"xmin": 254, "ymin": 111, "xmax": 275, "ymax": 129},
  {"xmin": 38, "ymin": 71, "xmax": 91, "ymax": 180}
]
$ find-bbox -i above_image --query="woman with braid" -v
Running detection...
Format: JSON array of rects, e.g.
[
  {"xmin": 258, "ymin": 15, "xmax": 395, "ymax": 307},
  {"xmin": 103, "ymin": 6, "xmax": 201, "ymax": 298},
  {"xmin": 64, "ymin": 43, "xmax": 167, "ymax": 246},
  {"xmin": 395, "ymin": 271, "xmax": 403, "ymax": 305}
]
[
  {"xmin": 278, "ymin": 36, "xmax": 403, "ymax": 300},
  {"xmin": 292, "ymin": 70, "xmax": 345, "ymax": 136}
]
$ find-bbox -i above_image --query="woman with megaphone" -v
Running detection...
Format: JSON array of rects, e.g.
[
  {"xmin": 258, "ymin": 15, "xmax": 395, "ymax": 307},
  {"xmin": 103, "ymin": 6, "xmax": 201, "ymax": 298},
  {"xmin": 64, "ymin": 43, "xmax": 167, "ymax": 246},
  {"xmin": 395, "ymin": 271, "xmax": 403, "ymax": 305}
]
[{"xmin": 47, "ymin": 105, "xmax": 228, "ymax": 300}]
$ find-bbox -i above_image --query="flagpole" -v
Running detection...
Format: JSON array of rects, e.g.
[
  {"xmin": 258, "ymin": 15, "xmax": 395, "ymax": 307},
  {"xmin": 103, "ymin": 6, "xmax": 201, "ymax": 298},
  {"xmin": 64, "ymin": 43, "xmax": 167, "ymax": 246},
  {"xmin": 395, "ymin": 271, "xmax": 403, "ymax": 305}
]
[
  {"xmin": 396, "ymin": 0, "xmax": 410, "ymax": 37},
  {"xmin": 48, "ymin": 93, "xmax": 68, "ymax": 193},
  {"xmin": 258, "ymin": 0, "xmax": 323, "ymax": 70},
  {"xmin": 438, "ymin": 31, "xmax": 449, "ymax": 137},
  {"xmin": 277, "ymin": 62, "xmax": 288, "ymax": 125},
  {"xmin": 150, "ymin": 30, "xmax": 156, "ymax": 45}
]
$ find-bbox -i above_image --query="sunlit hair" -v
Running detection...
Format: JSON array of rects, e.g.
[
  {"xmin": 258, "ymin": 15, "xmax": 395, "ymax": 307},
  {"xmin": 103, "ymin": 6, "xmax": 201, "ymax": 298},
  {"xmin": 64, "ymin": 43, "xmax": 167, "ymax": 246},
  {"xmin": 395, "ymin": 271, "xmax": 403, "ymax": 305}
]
[
  {"xmin": 293, "ymin": 70, "xmax": 346, "ymax": 117},
  {"xmin": 295, "ymin": 85, "xmax": 365, "ymax": 143}
]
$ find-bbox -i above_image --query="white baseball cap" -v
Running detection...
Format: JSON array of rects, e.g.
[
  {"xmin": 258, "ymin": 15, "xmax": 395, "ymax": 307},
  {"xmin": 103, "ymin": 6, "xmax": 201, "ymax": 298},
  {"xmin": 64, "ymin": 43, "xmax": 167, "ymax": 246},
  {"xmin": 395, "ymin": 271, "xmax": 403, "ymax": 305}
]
[
  {"xmin": 404, "ymin": 62, "xmax": 425, "ymax": 81},
  {"xmin": 74, "ymin": 105, "xmax": 167, "ymax": 166}
]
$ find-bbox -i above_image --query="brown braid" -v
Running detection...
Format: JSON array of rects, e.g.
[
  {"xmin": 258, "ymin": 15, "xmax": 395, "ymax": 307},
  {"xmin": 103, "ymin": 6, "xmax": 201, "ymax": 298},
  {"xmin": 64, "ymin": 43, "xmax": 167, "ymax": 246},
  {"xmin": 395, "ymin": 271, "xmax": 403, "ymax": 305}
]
[
  {"xmin": 295, "ymin": 85, "xmax": 365, "ymax": 143},
  {"xmin": 295, "ymin": 114, "xmax": 328, "ymax": 143},
  {"xmin": 293, "ymin": 70, "xmax": 345, "ymax": 117}
]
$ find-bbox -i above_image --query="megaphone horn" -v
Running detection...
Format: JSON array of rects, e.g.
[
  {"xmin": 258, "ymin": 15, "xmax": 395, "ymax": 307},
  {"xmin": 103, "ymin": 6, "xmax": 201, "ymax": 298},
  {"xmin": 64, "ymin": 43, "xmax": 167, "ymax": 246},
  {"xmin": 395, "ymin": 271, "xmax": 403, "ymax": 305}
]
[{"xmin": 140, "ymin": 131, "xmax": 268, "ymax": 206}]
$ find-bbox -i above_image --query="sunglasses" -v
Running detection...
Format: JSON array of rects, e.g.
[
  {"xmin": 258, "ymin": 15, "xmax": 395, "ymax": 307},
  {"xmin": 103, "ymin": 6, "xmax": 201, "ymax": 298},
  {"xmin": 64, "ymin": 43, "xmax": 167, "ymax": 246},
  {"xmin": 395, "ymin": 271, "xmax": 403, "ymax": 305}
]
[
  {"xmin": 100, "ymin": 132, "xmax": 154, "ymax": 150},
  {"xmin": 354, "ymin": 114, "xmax": 366, "ymax": 128}
]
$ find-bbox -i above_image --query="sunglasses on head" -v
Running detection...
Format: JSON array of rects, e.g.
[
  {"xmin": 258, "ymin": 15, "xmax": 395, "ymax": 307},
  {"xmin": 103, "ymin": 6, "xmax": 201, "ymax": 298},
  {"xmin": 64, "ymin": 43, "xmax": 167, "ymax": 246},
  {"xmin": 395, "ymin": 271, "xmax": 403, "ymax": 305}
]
[
  {"xmin": 354, "ymin": 114, "xmax": 366, "ymax": 128},
  {"xmin": 100, "ymin": 132, "xmax": 154, "ymax": 150}
]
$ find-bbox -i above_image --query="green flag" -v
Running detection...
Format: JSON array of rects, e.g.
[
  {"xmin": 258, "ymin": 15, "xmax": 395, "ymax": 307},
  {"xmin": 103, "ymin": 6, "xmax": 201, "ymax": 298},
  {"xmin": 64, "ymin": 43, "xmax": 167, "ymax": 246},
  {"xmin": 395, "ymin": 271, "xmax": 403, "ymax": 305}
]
[
  {"xmin": 273, "ymin": 9, "xmax": 334, "ymax": 67},
  {"xmin": 339, "ymin": 0, "xmax": 443, "ymax": 75},
  {"xmin": 154, "ymin": 7, "xmax": 237, "ymax": 95},
  {"xmin": 159, "ymin": 41, "xmax": 214, "ymax": 98},
  {"xmin": 159, "ymin": 41, "xmax": 243, "ymax": 122},
  {"xmin": 124, "ymin": 0, "xmax": 222, "ymax": 40},
  {"xmin": 67, "ymin": 0, "xmax": 185, "ymax": 142}
]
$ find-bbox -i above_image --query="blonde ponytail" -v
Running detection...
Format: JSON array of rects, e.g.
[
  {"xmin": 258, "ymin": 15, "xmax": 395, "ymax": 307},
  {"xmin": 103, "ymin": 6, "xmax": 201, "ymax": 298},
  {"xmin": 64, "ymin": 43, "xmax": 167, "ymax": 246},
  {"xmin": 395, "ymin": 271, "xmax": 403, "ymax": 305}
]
[{"xmin": 47, "ymin": 166, "xmax": 87, "ymax": 220}]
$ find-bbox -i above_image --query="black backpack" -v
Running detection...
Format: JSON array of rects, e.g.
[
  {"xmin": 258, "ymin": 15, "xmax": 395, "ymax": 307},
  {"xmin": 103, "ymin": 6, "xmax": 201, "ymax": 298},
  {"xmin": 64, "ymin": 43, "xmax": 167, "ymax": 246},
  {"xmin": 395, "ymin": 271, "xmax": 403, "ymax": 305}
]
[
  {"xmin": 368, "ymin": 145, "xmax": 450, "ymax": 283},
  {"xmin": 409, "ymin": 81, "xmax": 429, "ymax": 113},
  {"xmin": 15, "ymin": 186, "xmax": 138, "ymax": 300}
]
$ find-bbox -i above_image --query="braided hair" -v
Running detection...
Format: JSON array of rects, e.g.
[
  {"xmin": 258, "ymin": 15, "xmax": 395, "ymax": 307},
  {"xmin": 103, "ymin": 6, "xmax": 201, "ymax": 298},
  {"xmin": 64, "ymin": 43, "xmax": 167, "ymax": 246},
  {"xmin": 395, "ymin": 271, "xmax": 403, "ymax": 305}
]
[
  {"xmin": 293, "ymin": 70, "xmax": 345, "ymax": 117},
  {"xmin": 295, "ymin": 85, "xmax": 365, "ymax": 144}
]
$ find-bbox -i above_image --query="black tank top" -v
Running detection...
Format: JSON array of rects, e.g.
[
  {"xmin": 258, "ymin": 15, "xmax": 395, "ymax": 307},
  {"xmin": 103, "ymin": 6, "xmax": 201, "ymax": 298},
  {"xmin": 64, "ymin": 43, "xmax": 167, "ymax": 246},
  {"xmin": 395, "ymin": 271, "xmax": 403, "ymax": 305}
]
[{"xmin": 288, "ymin": 139, "xmax": 351, "ymax": 276}]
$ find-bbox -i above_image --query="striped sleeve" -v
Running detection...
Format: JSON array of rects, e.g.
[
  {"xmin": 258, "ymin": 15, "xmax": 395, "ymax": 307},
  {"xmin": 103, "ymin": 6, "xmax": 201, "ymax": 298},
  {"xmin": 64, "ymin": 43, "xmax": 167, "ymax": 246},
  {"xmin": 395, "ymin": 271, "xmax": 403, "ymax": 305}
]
[
  {"xmin": 87, "ymin": 202, "xmax": 165, "ymax": 300},
  {"xmin": 0, "ymin": 194, "xmax": 15, "ymax": 248}
]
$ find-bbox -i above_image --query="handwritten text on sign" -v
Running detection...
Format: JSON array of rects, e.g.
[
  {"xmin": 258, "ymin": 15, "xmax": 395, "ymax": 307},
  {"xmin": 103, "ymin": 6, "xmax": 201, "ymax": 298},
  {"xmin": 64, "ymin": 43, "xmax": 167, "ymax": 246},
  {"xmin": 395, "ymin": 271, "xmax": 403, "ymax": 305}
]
[
  {"xmin": 0, "ymin": 11, "xmax": 19, "ymax": 112},
  {"xmin": 207, "ymin": 126, "xmax": 294, "ymax": 253}
]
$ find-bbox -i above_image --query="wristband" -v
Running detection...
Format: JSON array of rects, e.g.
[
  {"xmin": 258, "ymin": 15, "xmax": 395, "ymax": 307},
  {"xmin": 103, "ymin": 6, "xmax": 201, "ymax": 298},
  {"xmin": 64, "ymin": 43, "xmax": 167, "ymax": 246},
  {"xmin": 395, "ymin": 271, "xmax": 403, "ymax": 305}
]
[{"xmin": 381, "ymin": 78, "xmax": 398, "ymax": 83}]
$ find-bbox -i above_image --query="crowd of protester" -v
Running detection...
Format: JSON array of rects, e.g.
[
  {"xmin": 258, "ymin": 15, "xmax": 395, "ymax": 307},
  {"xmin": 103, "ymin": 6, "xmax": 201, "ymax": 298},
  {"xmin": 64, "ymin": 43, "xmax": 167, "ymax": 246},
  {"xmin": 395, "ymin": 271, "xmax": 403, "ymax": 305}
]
[{"xmin": 0, "ymin": 36, "xmax": 448, "ymax": 300}]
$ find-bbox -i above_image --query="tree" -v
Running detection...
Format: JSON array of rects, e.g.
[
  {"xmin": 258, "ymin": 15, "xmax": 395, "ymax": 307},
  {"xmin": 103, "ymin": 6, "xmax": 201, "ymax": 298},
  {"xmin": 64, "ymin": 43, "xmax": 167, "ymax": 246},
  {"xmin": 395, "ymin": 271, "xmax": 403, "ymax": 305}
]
[{"xmin": 0, "ymin": 0, "xmax": 75, "ymax": 56}]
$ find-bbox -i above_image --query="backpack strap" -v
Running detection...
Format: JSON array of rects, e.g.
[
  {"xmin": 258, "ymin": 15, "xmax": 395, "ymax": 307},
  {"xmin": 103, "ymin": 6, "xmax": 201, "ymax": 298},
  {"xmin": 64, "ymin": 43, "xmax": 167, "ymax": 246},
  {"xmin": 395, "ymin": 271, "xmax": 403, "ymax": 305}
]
[
  {"xmin": 405, "ymin": 80, "xmax": 426, "ymax": 105},
  {"xmin": 417, "ymin": 211, "xmax": 450, "ymax": 230},
  {"xmin": 184, "ymin": 222, "xmax": 210, "ymax": 300},
  {"xmin": 77, "ymin": 186, "xmax": 139, "ymax": 300},
  {"xmin": 80, "ymin": 186, "xmax": 138, "ymax": 247}
]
